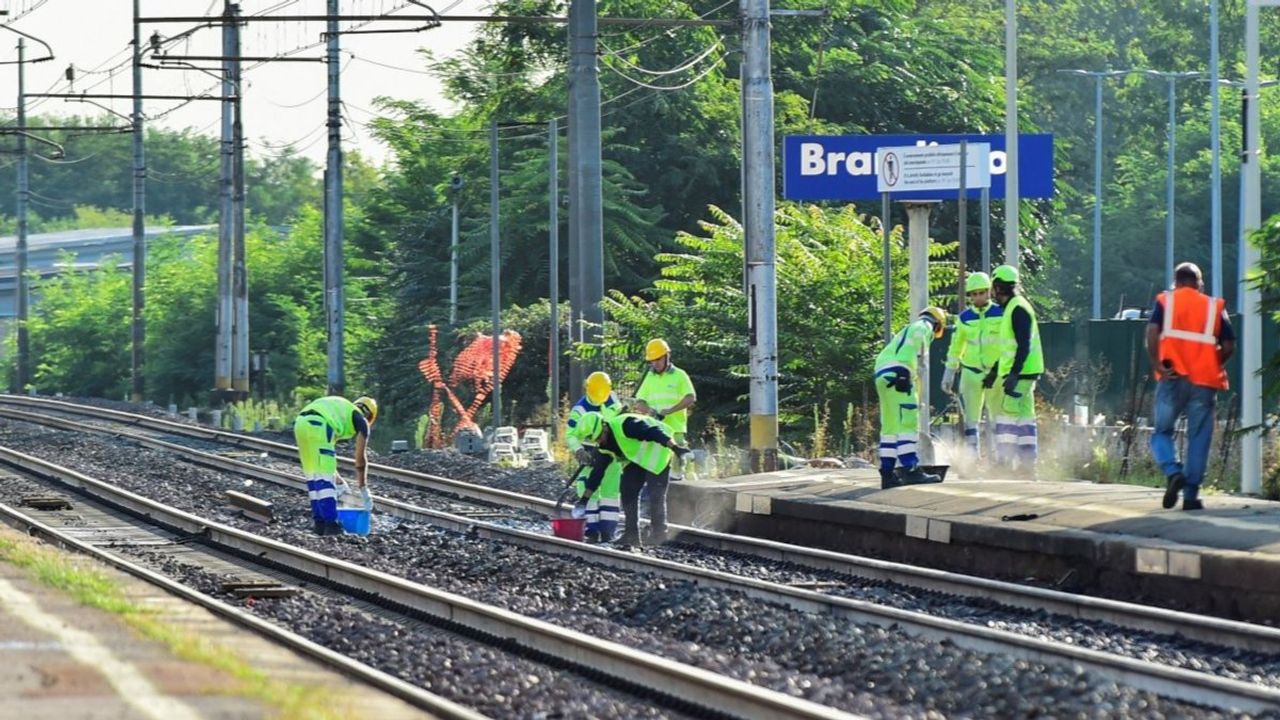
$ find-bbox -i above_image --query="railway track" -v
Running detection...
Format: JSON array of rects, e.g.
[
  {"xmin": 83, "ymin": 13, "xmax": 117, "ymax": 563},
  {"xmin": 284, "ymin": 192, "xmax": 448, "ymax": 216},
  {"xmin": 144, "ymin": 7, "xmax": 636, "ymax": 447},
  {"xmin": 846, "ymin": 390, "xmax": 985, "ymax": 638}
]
[
  {"xmin": 0, "ymin": 446, "xmax": 855, "ymax": 720},
  {"xmin": 3, "ymin": 395, "xmax": 1279, "ymax": 715}
]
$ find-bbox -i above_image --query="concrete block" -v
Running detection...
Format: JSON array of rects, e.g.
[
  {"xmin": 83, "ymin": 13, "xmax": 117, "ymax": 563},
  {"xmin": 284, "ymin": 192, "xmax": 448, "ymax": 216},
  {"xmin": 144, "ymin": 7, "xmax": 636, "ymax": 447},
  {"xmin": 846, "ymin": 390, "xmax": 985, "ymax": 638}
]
[
  {"xmin": 736, "ymin": 493, "xmax": 754, "ymax": 513},
  {"xmin": 1168, "ymin": 551, "xmax": 1202, "ymax": 579},
  {"xmin": 905, "ymin": 515, "xmax": 930, "ymax": 540},
  {"xmin": 1135, "ymin": 547, "xmax": 1169, "ymax": 575},
  {"xmin": 751, "ymin": 494, "xmax": 772, "ymax": 515},
  {"xmin": 927, "ymin": 519, "xmax": 952, "ymax": 544}
]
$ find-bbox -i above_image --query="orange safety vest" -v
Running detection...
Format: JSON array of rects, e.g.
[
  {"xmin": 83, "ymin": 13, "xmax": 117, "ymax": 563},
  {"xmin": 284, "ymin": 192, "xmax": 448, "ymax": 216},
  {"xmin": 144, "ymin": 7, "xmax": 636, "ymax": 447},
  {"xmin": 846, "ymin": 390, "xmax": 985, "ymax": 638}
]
[{"xmin": 1156, "ymin": 288, "xmax": 1228, "ymax": 390}]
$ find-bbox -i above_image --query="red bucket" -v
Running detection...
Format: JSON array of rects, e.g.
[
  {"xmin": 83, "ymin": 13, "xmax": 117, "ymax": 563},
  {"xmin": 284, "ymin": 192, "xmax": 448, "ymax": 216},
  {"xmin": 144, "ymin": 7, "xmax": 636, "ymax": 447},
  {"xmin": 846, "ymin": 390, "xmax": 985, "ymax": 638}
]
[{"xmin": 550, "ymin": 517, "xmax": 587, "ymax": 541}]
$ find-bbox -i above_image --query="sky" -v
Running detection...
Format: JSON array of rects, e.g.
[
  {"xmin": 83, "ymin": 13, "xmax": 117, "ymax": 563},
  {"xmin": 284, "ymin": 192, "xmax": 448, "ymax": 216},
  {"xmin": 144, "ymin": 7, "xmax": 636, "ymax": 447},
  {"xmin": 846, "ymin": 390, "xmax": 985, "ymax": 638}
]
[{"xmin": 0, "ymin": 0, "xmax": 486, "ymax": 166}]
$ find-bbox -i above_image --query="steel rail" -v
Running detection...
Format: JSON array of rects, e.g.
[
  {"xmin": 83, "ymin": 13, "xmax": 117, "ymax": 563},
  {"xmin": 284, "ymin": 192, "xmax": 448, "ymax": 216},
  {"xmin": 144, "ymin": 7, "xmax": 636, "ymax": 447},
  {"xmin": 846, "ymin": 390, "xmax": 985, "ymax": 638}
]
[
  {"xmin": 0, "ymin": 501, "xmax": 489, "ymax": 720},
  {"xmin": 3, "ymin": 404, "xmax": 1280, "ymax": 712},
  {"xmin": 6, "ymin": 394, "xmax": 1280, "ymax": 655},
  {"xmin": 0, "ymin": 443, "xmax": 861, "ymax": 720}
]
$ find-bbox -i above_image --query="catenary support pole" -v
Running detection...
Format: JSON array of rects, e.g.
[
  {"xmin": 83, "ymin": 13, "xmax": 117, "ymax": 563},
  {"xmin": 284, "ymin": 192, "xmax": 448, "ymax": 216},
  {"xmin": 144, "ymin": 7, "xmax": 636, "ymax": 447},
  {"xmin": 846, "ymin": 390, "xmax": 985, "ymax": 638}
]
[
  {"xmin": 15, "ymin": 38, "xmax": 28, "ymax": 393},
  {"xmin": 324, "ymin": 0, "xmax": 345, "ymax": 394},
  {"xmin": 742, "ymin": 0, "xmax": 778, "ymax": 472},
  {"xmin": 565, "ymin": 1, "xmax": 583, "ymax": 400},
  {"xmin": 906, "ymin": 203, "xmax": 933, "ymax": 459},
  {"xmin": 490, "ymin": 120, "xmax": 502, "ymax": 430},
  {"xmin": 1210, "ymin": 0, "xmax": 1223, "ymax": 298},
  {"xmin": 215, "ymin": 2, "xmax": 234, "ymax": 393},
  {"xmin": 957, "ymin": 140, "xmax": 967, "ymax": 312},
  {"xmin": 1241, "ymin": 0, "xmax": 1264, "ymax": 495},
  {"xmin": 1164, "ymin": 77, "xmax": 1177, "ymax": 290},
  {"xmin": 231, "ymin": 3, "xmax": 249, "ymax": 396},
  {"xmin": 549, "ymin": 118, "xmax": 560, "ymax": 438},
  {"xmin": 1004, "ymin": 0, "xmax": 1019, "ymax": 267},
  {"xmin": 1092, "ymin": 74, "xmax": 1103, "ymax": 319},
  {"xmin": 450, "ymin": 185, "xmax": 459, "ymax": 324},
  {"xmin": 570, "ymin": 0, "xmax": 604, "ymax": 395},
  {"xmin": 131, "ymin": 0, "xmax": 147, "ymax": 402}
]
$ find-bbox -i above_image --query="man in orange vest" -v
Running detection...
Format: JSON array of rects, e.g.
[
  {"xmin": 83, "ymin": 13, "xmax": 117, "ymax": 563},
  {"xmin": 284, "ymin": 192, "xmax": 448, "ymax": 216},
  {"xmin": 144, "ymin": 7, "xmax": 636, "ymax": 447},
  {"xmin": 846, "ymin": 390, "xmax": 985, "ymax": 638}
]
[{"xmin": 1146, "ymin": 262, "xmax": 1235, "ymax": 511}]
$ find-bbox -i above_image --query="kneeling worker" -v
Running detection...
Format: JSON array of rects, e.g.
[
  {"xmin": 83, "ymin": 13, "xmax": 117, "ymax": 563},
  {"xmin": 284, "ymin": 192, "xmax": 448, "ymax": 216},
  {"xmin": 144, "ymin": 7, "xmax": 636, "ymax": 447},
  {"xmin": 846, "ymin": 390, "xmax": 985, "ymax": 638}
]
[
  {"xmin": 874, "ymin": 307, "xmax": 948, "ymax": 489},
  {"xmin": 294, "ymin": 395, "xmax": 377, "ymax": 535},
  {"xmin": 565, "ymin": 371, "xmax": 624, "ymax": 542},
  {"xmin": 573, "ymin": 410, "xmax": 692, "ymax": 547}
]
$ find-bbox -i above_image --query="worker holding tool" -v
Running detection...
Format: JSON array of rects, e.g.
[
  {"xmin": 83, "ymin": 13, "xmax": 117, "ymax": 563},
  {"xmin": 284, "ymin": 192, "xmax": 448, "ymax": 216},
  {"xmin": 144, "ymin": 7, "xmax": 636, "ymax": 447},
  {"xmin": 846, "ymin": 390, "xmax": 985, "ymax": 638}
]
[
  {"xmin": 564, "ymin": 371, "xmax": 624, "ymax": 542},
  {"xmin": 633, "ymin": 338, "xmax": 697, "ymax": 481},
  {"xmin": 1147, "ymin": 262, "xmax": 1234, "ymax": 511},
  {"xmin": 874, "ymin": 307, "xmax": 948, "ymax": 489},
  {"xmin": 293, "ymin": 395, "xmax": 377, "ymax": 536},
  {"xmin": 942, "ymin": 272, "xmax": 1004, "ymax": 462},
  {"xmin": 985, "ymin": 265, "xmax": 1044, "ymax": 471},
  {"xmin": 573, "ymin": 410, "xmax": 693, "ymax": 547}
]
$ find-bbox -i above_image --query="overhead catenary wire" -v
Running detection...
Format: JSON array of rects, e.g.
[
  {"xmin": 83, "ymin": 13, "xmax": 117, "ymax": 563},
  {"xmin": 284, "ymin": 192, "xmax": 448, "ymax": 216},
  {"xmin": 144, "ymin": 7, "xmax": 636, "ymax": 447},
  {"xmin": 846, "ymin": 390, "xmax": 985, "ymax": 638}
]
[
  {"xmin": 601, "ymin": 50, "xmax": 727, "ymax": 91},
  {"xmin": 600, "ymin": 36, "xmax": 723, "ymax": 76}
]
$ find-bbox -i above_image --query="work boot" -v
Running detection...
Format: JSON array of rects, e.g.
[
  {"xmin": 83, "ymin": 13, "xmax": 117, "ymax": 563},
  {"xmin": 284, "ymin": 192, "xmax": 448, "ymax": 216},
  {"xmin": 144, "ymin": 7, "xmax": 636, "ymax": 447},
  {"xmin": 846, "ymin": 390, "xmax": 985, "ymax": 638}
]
[
  {"xmin": 584, "ymin": 529, "xmax": 602, "ymax": 544},
  {"xmin": 895, "ymin": 466, "xmax": 941, "ymax": 486},
  {"xmin": 1183, "ymin": 498, "xmax": 1204, "ymax": 511},
  {"xmin": 642, "ymin": 526, "xmax": 670, "ymax": 546},
  {"xmin": 1162, "ymin": 472, "xmax": 1186, "ymax": 509},
  {"xmin": 616, "ymin": 529, "xmax": 641, "ymax": 548},
  {"xmin": 879, "ymin": 469, "xmax": 902, "ymax": 490}
]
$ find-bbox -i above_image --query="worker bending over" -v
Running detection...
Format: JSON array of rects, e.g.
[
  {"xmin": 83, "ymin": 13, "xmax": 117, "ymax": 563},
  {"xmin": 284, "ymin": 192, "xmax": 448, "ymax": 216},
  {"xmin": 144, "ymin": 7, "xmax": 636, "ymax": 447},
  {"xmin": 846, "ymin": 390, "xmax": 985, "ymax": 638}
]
[
  {"xmin": 874, "ymin": 307, "xmax": 948, "ymax": 489},
  {"xmin": 574, "ymin": 410, "xmax": 692, "ymax": 547},
  {"xmin": 985, "ymin": 265, "xmax": 1043, "ymax": 471},
  {"xmin": 294, "ymin": 395, "xmax": 377, "ymax": 535},
  {"xmin": 565, "ymin": 371, "xmax": 624, "ymax": 542},
  {"xmin": 942, "ymin": 272, "xmax": 1004, "ymax": 461}
]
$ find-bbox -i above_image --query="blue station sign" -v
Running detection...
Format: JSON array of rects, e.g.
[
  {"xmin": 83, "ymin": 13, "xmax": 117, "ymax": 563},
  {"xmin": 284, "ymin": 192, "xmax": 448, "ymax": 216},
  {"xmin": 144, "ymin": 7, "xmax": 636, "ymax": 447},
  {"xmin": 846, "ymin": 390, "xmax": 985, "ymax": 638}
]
[{"xmin": 782, "ymin": 133, "xmax": 1054, "ymax": 202}]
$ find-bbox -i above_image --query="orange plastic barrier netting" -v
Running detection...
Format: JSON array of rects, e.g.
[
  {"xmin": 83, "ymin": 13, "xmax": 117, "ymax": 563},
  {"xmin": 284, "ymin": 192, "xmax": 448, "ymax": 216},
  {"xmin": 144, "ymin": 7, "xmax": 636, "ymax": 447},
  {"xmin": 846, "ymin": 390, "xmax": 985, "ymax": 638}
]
[{"xmin": 417, "ymin": 325, "xmax": 524, "ymax": 448}]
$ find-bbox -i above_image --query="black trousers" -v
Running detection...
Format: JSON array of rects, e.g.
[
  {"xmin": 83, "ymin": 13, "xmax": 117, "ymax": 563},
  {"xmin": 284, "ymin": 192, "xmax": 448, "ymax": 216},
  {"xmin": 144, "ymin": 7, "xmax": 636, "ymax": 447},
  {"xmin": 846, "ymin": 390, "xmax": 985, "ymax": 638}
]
[{"xmin": 620, "ymin": 462, "xmax": 669, "ymax": 536}]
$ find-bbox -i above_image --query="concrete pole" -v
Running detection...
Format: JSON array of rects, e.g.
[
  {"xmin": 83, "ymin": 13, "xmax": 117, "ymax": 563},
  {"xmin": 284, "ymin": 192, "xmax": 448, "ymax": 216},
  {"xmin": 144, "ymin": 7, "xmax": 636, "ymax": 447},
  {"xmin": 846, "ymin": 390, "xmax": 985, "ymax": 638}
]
[
  {"xmin": 1004, "ymin": 0, "xmax": 1019, "ymax": 267},
  {"xmin": 1241, "ymin": 0, "xmax": 1263, "ymax": 495},
  {"xmin": 742, "ymin": 0, "xmax": 778, "ymax": 472},
  {"xmin": 906, "ymin": 202, "xmax": 933, "ymax": 458},
  {"xmin": 549, "ymin": 118, "xmax": 560, "ymax": 437},
  {"xmin": 324, "ymin": 0, "xmax": 345, "ymax": 394},
  {"xmin": 131, "ymin": 0, "xmax": 146, "ymax": 402},
  {"xmin": 15, "ymin": 38, "xmax": 28, "ymax": 392},
  {"xmin": 230, "ymin": 3, "xmax": 249, "ymax": 396},
  {"xmin": 449, "ymin": 191, "xmax": 459, "ymax": 324},
  {"xmin": 1210, "ymin": 0, "xmax": 1223, "ymax": 298},
  {"xmin": 565, "ymin": 1, "xmax": 583, "ymax": 400},
  {"xmin": 1092, "ymin": 74, "xmax": 1103, "ymax": 320},
  {"xmin": 490, "ymin": 120, "xmax": 502, "ymax": 430},
  {"xmin": 569, "ymin": 0, "xmax": 604, "ymax": 394},
  {"xmin": 1164, "ymin": 77, "xmax": 1177, "ymax": 291},
  {"xmin": 981, "ymin": 187, "xmax": 990, "ymax": 271},
  {"xmin": 215, "ymin": 2, "xmax": 234, "ymax": 393},
  {"xmin": 957, "ymin": 140, "xmax": 968, "ymax": 311}
]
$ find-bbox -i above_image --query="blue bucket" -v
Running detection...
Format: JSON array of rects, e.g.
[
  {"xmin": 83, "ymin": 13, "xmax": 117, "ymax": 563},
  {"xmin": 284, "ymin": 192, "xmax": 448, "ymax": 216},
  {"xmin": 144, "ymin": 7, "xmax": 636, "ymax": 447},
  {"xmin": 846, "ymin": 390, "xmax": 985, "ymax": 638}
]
[{"xmin": 337, "ymin": 508, "xmax": 371, "ymax": 535}]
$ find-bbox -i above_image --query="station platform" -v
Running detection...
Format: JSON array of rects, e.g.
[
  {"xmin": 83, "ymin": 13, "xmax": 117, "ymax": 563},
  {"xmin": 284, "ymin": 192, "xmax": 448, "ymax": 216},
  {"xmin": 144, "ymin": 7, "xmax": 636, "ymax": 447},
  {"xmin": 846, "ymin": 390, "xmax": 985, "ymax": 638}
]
[{"xmin": 668, "ymin": 468, "xmax": 1280, "ymax": 624}]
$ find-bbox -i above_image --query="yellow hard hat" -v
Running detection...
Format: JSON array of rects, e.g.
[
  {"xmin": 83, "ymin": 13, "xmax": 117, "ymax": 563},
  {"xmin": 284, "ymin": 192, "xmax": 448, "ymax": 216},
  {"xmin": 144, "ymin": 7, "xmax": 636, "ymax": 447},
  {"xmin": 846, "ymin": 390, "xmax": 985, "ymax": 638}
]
[
  {"xmin": 353, "ymin": 396, "xmax": 378, "ymax": 424},
  {"xmin": 919, "ymin": 307, "xmax": 947, "ymax": 338},
  {"xmin": 575, "ymin": 411, "xmax": 605, "ymax": 444},
  {"xmin": 965, "ymin": 272, "xmax": 992, "ymax": 293},
  {"xmin": 644, "ymin": 338, "xmax": 671, "ymax": 362},
  {"xmin": 585, "ymin": 371, "xmax": 612, "ymax": 405}
]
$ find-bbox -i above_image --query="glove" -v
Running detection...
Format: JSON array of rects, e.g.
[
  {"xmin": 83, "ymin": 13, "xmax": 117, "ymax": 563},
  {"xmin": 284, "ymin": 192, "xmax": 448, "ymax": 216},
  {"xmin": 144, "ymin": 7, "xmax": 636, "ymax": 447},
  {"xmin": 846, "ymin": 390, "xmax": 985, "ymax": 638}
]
[
  {"xmin": 1002, "ymin": 374, "xmax": 1022, "ymax": 397},
  {"xmin": 891, "ymin": 368, "xmax": 912, "ymax": 394},
  {"xmin": 571, "ymin": 497, "xmax": 589, "ymax": 519},
  {"xmin": 941, "ymin": 367, "xmax": 956, "ymax": 394},
  {"xmin": 982, "ymin": 368, "xmax": 998, "ymax": 389},
  {"xmin": 654, "ymin": 412, "xmax": 666, "ymax": 422},
  {"xmin": 673, "ymin": 445, "xmax": 694, "ymax": 461},
  {"xmin": 574, "ymin": 448, "xmax": 595, "ymax": 465}
]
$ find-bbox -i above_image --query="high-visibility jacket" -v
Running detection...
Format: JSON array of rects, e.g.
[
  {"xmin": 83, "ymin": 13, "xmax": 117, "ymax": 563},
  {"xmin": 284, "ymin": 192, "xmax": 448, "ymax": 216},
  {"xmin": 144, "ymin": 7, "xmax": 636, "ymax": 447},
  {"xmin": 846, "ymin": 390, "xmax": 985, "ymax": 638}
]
[
  {"xmin": 299, "ymin": 396, "xmax": 360, "ymax": 440},
  {"xmin": 945, "ymin": 302, "xmax": 1004, "ymax": 372},
  {"xmin": 996, "ymin": 295, "xmax": 1044, "ymax": 376},
  {"xmin": 635, "ymin": 364, "xmax": 696, "ymax": 435},
  {"xmin": 875, "ymin": 318, "xmax": 933, "ymax": 377},
  {"xmin": 606, "ymin": 414, "xmax": 674, "ymax": 474},
  {"xmin": 1156, "ymin": 288, "xmax": 1228, "ymax": 390},
  {"xmin": 565, "ymin": 394, "xmax": 622, "ymax": 451}
]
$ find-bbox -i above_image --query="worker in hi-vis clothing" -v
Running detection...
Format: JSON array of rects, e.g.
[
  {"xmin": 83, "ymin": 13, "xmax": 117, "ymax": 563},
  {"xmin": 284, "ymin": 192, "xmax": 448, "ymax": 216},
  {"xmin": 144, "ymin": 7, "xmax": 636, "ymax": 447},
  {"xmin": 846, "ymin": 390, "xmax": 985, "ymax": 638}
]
[
  {"xmin": 573, "ymin": 411, "xmax": 692, "ymax": 547},
  {"xmin": 942, "ymin": 272, "xmax": 1004, "ymax": 461},
  {"xmin": 565, "ymin": 371, "xmax": 624, "ymax": 542},
  {"xmin": 874, "ymin": 307, "xmax": 948, "ymax": 489},
  {"xmin": 293, "ymin": 395, "xmax": 377, "ymax": 535},
  {"xmin": 633, "ymin": 338, "xmax": 696, "ymax": 480},
  {"xmin": 985, "ymin": 265, "xmax": 1044, "ymax": 470}
]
